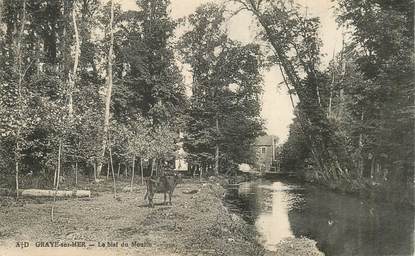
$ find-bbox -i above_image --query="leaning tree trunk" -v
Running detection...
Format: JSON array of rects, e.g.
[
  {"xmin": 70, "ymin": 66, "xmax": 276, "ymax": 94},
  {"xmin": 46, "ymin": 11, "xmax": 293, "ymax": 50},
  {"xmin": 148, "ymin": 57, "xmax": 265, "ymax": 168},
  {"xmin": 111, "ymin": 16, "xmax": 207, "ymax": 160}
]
[
  {"xmin": 96, "ymin": 0, "xmax": 115, "ymax": 180},
  {"xmin": 237, "ymin": 0, "xmax": 352, "ymax": 181}
]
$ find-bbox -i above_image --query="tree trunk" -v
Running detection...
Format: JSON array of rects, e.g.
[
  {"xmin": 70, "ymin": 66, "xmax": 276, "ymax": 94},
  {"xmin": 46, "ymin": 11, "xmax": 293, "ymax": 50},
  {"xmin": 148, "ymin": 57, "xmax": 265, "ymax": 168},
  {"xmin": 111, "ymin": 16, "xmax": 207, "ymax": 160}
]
[
  {"xmin": 130, "ymin": 156, "xmax": 135, "ymax": 192},
  {"xmin": 22, "ymin": 189, "xmax": 90, "ymax": 198},
  {"xmin": 105, "ymin": 159, "xmax": 110, "ymax": 180},
  {"xmin": 150, "ymin": 159, "xmax": 155, "ymax": 176},
  {"xmin": 96, "ymin": 0, "xmax": 114, "ymax": 180},
  {"xmin": 124, "ymin": 163, "xmax": 128, "ymax": 177},
  {"xmin": 358, "ymin": 111, "xmax": 365, "ymax": 178},
  {"xmin": 15, "ymin": 142, "xmax": 19, "ymax": 200},
  {"xmin": 72, "ymin": 162, "xmax": 78, "ymax": 186},
  {"xmin": 14, "ymin": 0, "xmax": 27, "ymax": 200},
  {"xmin": 278, "ymin": 64, "xmax": 327, "ymax": 176},
  {"xmin": 214, "ymin": 118, "xmax": 219, "ymax": 176},
  {"xmin": 117, "ymin": 162, "xmax": 121, "ymax": 179},
  {"xmin": 109, "ymin": 146, "xmax": 116, "ymax": 197},
  {"xmin": 327, "ymin": 50, "xmax": 336, "ymax": 118},
  {"xmin": 68, "ymin": 6, "xmax": 80, "ymax": 120},
  {"xmin": 140, "ymin": 158, "xmax": 144, "ymax": 185},
  {"xmin": 75, "ymin": 161, "xmax": 78, "ymax": 185},
  {"xmin": 52, "ymin": 140, "xmax": 62, "ymax": 222},
  {"xmin": 241, "ymin": 1, "xmax": 350, "ymax": 180},
  {"xmin": 93, "ymin": 162, "xmax": 97, "ymax": 181}
]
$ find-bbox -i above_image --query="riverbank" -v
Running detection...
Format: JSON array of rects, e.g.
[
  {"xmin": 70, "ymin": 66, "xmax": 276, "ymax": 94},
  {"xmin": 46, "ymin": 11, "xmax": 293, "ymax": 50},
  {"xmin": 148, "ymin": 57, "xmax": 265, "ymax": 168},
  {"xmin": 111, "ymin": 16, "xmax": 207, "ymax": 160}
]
[
  {"xmin": 0, "ymin": 177, "xmax": 322, "ymax": 256},
  {"xmin": 300, "ymin": 170, "xmax": 415, "ymax": 209}
]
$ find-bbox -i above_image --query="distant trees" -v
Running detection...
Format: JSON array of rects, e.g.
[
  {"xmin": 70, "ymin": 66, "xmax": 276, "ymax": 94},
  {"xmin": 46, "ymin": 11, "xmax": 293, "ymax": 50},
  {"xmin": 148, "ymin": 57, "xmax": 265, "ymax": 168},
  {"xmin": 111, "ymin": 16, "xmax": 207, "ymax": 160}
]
[
  {"xmin": 278, "ymin": 113, "xmax": 309, "ymax": 174},
  {"xmin": 179, "ymin": 3, "xmax": 264, "ymax": 175}
]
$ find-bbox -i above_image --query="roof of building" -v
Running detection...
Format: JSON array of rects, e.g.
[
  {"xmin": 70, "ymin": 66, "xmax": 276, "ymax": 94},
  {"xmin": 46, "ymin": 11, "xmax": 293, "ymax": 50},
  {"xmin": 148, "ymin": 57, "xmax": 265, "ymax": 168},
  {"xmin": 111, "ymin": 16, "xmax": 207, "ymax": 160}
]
[{"xmin": 254, "ymin": 135, "xmax": 278, "ymax": 146}]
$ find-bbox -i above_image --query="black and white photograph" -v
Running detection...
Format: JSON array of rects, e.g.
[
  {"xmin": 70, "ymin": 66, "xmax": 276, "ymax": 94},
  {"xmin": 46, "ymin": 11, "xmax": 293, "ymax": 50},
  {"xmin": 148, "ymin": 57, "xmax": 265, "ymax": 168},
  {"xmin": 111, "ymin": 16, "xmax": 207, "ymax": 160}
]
[{"xmin": 0, "ymin": 0, "xmax": 413, "ymax": 255}]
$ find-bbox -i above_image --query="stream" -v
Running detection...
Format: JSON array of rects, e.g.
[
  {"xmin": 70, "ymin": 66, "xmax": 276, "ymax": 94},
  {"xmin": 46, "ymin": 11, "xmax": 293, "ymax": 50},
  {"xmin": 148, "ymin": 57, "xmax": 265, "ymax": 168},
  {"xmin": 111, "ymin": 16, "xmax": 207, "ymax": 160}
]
[{"xmin": 224, "ymin": 178, "xmax": 414, "ymax": 256}]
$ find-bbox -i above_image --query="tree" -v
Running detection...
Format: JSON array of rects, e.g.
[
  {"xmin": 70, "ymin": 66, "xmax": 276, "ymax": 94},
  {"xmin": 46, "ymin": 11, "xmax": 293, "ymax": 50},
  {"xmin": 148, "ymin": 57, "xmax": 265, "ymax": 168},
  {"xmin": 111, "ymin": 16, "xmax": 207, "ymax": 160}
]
[
  {"xmin": 333, "ymin": 0, "xmax": 414, "ymax": 199},
  {"xmin": 96, "ymin": 0, "xmax": 115, "ymax": 179},
  {"xmin": 180, "ymin": 3, "xmax": 264, "ymax": 175},
  {"xmin": 232, "ymin": 0, "xmax": 357, "ymax": 183},
  {"xmin": 112, "ymin": 0, "xmax": 187, "ymax": 127}
]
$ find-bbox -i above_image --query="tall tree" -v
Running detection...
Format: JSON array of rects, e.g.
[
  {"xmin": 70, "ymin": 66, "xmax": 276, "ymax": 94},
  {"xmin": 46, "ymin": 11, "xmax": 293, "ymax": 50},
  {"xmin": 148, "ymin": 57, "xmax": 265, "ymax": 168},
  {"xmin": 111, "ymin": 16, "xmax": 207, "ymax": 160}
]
[
  {"xmin": 180, "ymin": 3, "xmax": 264, "ymax": 174},
  {"xmin": 335, "ymin": 0, "xmax": 414, "ymax": 193},
  {"xmin": 112, "ymin": 0, "xmax": 186, "ymax": 127},
  {"xmin": 233, "ymin": 0, "xmax": 355, "ymax": 182},
  {"xmin": 96, "ymin": 0, "xmax": 115, "ymax": 179}
]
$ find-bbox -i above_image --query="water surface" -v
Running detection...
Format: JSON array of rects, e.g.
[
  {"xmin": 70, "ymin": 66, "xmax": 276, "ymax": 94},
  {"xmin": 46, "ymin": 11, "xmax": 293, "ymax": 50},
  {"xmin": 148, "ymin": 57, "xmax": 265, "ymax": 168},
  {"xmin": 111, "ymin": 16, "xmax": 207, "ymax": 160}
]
[{"xmin": 225, "ymin": 179, "xmax": 414, "ymax": 256}]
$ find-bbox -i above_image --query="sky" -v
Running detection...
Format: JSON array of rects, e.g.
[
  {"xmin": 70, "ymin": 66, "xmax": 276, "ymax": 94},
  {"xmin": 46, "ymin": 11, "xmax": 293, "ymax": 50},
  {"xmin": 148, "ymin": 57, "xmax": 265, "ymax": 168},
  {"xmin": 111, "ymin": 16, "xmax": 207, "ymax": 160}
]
[{"xmin": 118, "ymin": 0, "xmax": 342, "ymax": 142}]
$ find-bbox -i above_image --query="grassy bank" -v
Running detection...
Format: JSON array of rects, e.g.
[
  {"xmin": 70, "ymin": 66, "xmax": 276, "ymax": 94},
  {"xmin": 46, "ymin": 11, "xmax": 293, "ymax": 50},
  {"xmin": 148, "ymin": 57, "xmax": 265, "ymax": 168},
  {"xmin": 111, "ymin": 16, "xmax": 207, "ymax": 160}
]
[
  {"xmin": 0, "ymin": 177, "xmax": 322, "ymax": 256},
  {"xmin": 301, "ymin": 169, "xmax": 414, "ymax": 209}
]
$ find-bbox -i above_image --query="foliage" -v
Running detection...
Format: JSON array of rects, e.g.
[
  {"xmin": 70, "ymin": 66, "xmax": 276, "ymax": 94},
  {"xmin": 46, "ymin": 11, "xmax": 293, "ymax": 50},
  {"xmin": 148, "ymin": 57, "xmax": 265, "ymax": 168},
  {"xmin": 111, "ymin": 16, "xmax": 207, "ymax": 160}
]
[
  {"xmin": 179, "ymin": 3, "xmax": 264, "ymax": 172},
  {"xmin": 269, "ymin": 0, "xmax": 414, "ymax": 201},
  {"xmin": 278, "ymin": 114, "xmax": 310, "ymax": 173},
  {"xmin": 0, "ymin": 0, "xmax": 188, "ymax": 184}
]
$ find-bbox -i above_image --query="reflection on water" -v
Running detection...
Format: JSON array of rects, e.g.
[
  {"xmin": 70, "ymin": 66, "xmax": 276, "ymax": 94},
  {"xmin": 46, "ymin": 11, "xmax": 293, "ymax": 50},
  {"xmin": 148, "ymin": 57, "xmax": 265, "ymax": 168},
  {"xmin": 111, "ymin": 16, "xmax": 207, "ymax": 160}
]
[
  {"xmin": 256, "ymin": 182, "xmax": 294, "ymax": 251},
  {"xmin": 226, "ymin": 179, "xmax": 414, "ymax": 256}
]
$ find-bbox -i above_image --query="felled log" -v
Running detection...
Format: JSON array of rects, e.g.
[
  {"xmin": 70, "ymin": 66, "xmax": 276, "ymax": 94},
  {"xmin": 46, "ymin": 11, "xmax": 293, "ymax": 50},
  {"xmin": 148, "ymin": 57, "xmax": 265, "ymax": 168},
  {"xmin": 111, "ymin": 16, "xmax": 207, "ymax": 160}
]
[
  {"xmin": 21, "ymin": 189, "xmax": 91, "ymax": 198},
  {"xmin": 182, "ymin": 189, "xmax": 200, "ymax": 194}
]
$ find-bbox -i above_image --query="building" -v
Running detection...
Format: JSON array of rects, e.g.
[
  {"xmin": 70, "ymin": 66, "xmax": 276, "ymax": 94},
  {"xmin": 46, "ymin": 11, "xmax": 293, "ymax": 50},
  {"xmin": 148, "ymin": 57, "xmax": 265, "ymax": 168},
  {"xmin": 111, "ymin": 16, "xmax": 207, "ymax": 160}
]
[{"xmin": 254, "ymin": 135, "xmax": 279, "ymax": 172}]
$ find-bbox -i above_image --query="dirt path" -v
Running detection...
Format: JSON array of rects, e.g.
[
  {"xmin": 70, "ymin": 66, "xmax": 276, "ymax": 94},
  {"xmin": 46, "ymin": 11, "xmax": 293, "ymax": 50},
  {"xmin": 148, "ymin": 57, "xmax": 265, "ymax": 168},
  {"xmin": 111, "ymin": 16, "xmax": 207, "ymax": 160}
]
[
  {"xmin": 0, "ymin": 178, "xmax": 266, "ymax": 256},
  {"xmin": 0, "ymin": 178, "xmax": 323, "ymax": 256}
]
